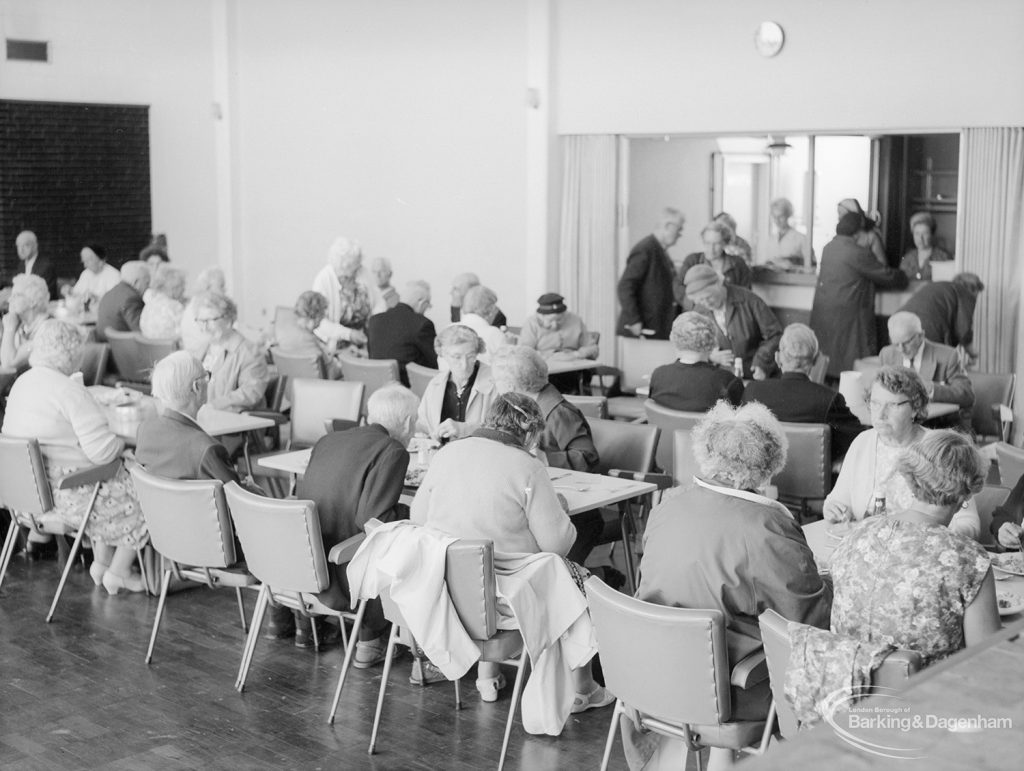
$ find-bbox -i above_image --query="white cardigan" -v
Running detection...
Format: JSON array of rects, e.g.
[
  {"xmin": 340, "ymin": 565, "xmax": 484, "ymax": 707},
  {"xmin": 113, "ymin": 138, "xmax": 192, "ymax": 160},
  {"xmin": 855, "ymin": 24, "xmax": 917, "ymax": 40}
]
[{"xmin": 825, "ymin": 428, "xmax": 980, "ymax": 539}]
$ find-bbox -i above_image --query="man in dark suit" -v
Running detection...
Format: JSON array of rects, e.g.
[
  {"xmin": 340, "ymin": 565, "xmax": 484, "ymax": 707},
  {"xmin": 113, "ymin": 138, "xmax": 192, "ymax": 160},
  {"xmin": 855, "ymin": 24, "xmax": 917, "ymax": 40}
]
[
  {"xmin": 135, "ymin": 351, "xmax": 245, "ymax": 485},
  {"xmin": 898, "ymin": 272, "xmax": 984, "ymax": 361},
  {"xmin": 94, "ymin": 260, "xmax": 150, "ymax": 342},
  {"xmin": 742, "ymin": 323, "xmax": 864, "ymax": 462},
  {"xmin": 616, "ymin": 207, "xmax": 685, "ymax": 339},
  {"xmin": 13, "ymin": 230, "xmax": 58, "ymax": 300},
  {"xmin": 879, "ymin": 311, "xmax": 974, "ymax": 429},
  {"xmin": 297, "ymin": 384, "xmax": 420, "ymax": 671},
  {"xmin": 367, "ymin": 280, "xmax": 438, "ymax": 386}
]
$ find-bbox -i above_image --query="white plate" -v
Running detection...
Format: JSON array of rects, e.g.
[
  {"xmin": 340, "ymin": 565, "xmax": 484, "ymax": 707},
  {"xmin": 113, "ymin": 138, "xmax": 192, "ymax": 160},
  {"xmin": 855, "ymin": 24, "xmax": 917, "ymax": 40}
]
[
  {"xmin": 996, "ymin": 590, "xmax": 1024, "ymax": 617},
  {"xmin": 992, "ymin": 552, "xmax": 1024, "ymax": 577}
]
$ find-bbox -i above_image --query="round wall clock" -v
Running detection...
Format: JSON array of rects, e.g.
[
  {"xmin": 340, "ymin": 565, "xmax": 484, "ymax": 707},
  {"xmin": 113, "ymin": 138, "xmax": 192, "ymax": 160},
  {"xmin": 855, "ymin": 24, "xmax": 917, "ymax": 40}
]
[{"xmin": 754, "ymin": 21, "xmax": 785, "ymax": 58}]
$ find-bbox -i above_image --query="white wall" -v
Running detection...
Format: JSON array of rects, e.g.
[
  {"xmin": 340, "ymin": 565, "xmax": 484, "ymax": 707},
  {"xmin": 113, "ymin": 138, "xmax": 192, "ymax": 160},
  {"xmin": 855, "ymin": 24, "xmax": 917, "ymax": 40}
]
[
  {"xmin": 0, "ymin": 0, "xmax": 220, "ymax": 278},
  {"xmin": 556, "ymin": 0, "xmax": 1024, "ymax": 134},
  {"xmin": 229, "ymin": 0, "xmax": 532, "ymax": 329}
]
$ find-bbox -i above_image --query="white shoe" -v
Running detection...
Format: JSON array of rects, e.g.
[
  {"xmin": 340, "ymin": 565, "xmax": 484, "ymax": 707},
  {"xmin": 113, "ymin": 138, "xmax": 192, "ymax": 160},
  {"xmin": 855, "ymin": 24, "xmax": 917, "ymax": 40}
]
[{"xmin": 475, "ymin": 673, "xmax": 507, "ymax": 703}]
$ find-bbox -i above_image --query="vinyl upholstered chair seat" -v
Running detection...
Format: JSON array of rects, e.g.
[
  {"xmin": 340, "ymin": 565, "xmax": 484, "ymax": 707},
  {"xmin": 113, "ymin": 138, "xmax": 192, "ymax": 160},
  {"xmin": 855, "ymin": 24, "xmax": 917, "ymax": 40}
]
[
  {"xmin": 643, "ymin": 400, "xmax": 704, "ymax": 474},
  {"xmin": 0, "ymin": 435, "xmax": 122, "ymax": 623},
  {"xmin": 967, "ymin": 371, "xmax": 1015, "ymax": 444},
  {"xmin": 352, "ymin": 533, "xmax": 528, "ymax": 771},
  {"xmin": 337, "ymin": 353, "xmax": 400, "ymax": 417},
  {"xmin": 773, "ymin": 422, "xmax": 831, "ymax": 523},
  {"xmin": 130, "ymin": 466, "xmax": 258, "ymax": 665},
  {"xmin": 269, "ymin": 346, "xmax": 328, "ymax": 406},
  {"xmin": 405, "ymin": 362, "xmax": 439, "ymax": 400},
  {"xmin": 758, "ymin": 609, "xmax": 921, "ymax": 739},
  {"xmin": 995, "ymin": 441, "xmax": 1024, "ymax": 489},
  {"xmin": 587, "ymin": 577, "xmax": 774, "ymax": 770},
  {"xmin": 224, "ymin": 482, "xmax": 366, "ymax": 703}
]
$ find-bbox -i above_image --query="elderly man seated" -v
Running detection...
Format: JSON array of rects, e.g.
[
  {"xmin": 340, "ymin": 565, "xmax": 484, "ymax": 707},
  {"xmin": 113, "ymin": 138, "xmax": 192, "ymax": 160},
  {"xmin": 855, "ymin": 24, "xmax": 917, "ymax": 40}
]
[
  {"xmin": 490, "ymin": 345, "xmax": 601, "ymax": 566},
  {"xmin": 95, "ymin": 260, "xmax": 150, "ymax": 342},
  {"xmin": 879, "ymin": 311, "xmax": 974, "ymax": 430},
  {"xmin": 292, "ymin": 384, "xmax": 420, "ymax": 663},
  {"xmin": 683, "ymin": 264, "xmax": 782, "ymax": 380},
  {"xmin": 136, "ymin": 351, "xmax": 251, "ymax": 486},
  {"xmin": 366, "ymin": 280, "xmax": 438, "ymax": 386},
  {"xmin": 741, "ymin": 323, "xmax": 864, "ymax": 462}
]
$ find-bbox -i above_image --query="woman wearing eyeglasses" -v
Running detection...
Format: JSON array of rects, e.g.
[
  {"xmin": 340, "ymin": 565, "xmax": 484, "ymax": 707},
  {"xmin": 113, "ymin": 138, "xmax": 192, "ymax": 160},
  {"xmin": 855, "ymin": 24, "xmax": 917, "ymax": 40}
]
[
  {"xmin": 823, "ymin": 365, "xmax": 979, "ymax": 538},
  {"xmin": 192, "ymin": 292, "xmax": 271, "ymax": 413}
]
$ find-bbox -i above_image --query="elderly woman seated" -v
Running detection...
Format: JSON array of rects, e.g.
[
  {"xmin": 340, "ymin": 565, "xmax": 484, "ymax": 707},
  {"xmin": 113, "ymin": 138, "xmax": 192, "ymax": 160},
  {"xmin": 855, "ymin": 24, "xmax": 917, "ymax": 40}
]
[
  {"xmin": 455, "ymin": 285, "xmax": 509, "ymax": 364},
  {"xmin": 649, "ymin": 311, "xmax": 743, "ymax": 411},
  {"xmin": 1, "ymin": 320, "xmax": 149, "ymax": 593},
  {"xmin": 140, "ymin": 264, "xmax": 188, "ymax": 340},
  {"xmin": 192, "ymin": 292, "xmax": 271, "ymax": 413},
  {"xmin": 411, "ymin": 392, "xmax": 612, "ymax": 715},
  {"xmin": 311, "ymin": 236, "xmax": 372, "ymax": 350},
  {"xmin": 491, "ymin": 345, "xmax": 602, "ymax": 565},
  {"xmin": 824, "ymin": 365, "xmax": 979, "ymax": 538},
  {"xmin": 830, "ymin": 430, "xmax": 1000, "ymax": 665},
  {"xmin": 1, "ymin": 274, "xmax": 51, "ymax": 370},
  {"xmin": 638, "ymin": 401, "xmax": 831, "ymax": 721},
  {"xmin": 518, "ymin": 293, "xmax": 598, "ymax": 361},
  {"xmin": 275, "ymin": 290, "xmax": 343, "ymax": 378},
  {"xmin": 417, "ymin": 324, "xmax": 496, "ymax": 442},
  {"xmin": 181, "ymin": 266, "xmax": 226, "ymax": 359}
]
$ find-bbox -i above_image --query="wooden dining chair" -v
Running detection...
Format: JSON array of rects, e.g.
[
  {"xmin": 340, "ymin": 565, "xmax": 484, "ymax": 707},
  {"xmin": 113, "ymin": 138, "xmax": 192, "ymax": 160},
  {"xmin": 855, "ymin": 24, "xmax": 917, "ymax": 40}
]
[
  {"xmin": 130, "ymin": 465, "xmax": 258, "ymax": 664},
  {"xmin": 0, "ymin": 436, "xmax": 122, "ymax": 623}
]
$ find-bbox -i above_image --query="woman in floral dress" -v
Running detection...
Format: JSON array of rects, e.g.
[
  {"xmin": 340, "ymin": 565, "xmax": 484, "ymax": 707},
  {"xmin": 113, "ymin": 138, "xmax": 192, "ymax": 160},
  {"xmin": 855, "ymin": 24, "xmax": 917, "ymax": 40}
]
[
  {"xmin": 829, "ymin": 430, "xmax": 1000, "ymax": 665},
  {"xmin": 2, "ymin": 320, "xmax": 149, "ymax": 594}
]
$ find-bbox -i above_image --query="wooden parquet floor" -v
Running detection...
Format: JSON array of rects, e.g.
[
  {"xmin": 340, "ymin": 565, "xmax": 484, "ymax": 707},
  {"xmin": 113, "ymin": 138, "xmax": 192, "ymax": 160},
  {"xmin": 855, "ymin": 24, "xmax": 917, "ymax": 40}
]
[{"xmin": 0, "ymin": 553, "xmax": 635, "ymax": 771}]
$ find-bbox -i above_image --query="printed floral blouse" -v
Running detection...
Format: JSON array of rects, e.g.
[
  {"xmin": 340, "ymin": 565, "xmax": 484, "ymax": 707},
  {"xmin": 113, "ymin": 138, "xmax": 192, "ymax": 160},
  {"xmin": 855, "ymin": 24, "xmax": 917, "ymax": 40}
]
[{"xmin": 830, "ymin": 516, "xmax": 990, "ymax": 666}]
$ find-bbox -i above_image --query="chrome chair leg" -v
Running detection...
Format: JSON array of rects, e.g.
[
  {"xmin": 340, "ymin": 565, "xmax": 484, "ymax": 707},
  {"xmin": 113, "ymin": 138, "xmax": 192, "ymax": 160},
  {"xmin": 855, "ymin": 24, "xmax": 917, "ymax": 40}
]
[
  {"xmin": 0, "ymin": 520, "xmax": 21, "ymax": 591},
  {"xmin": 235, "ymin": 587, "xmax": 248, "ymax": 632},
  {"xmin": 146, "ymin": 569, "xmax": 173, "ymax": 664},
  {"xmin": 236, "ymin": 584, "xmax": 270, "ymax": 692},
  {"xmin": 327, "ymin": 599, "xmax": 367, "ymax": 724},
  {"xmin": 497, "ymin": 649, "xmax": 530, "ymax": 771},
  {"xmin": 599, "ymin": 699, "xmax": 624, "ymax": 771},
  {"xmin": 367, "ymin": 624, "xmax": 401, "ymax": 755},
  {"xmin": 46, "ymin": 485, "xmax": 99, "ymax": 623}
]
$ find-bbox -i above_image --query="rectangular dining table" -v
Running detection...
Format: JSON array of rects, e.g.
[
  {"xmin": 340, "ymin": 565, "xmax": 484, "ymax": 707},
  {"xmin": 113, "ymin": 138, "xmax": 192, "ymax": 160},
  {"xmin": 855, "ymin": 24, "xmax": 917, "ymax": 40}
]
[{"xmin": 256, "ymin": 449, "xmax": 657, "ymax": 515}]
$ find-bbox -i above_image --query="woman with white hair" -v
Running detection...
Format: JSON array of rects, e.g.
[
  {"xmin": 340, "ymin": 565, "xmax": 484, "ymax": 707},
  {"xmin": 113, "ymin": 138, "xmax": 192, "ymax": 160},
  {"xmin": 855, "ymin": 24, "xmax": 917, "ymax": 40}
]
[
  {"xmin": 180, "ymin": 266, "xmax": 227, "ymax": 359},
  {"xmin": 648, "ymin": 311, "xmax": 743, "ymax": 411},
  {"xmin": 455, "ymin": 285, "xmax": 509, "ymax": 363},
  {"xmin": 2, "ymin": 320, "xmax": 149, "ymax": 593},
  {"xmin": 311, "ymin": 236, "xmax": 372, "ymax": 349},
  {"xmin": 193, "ymin": 292, "xmax": 271, "ymax": 412},
  {"xmin": 417, "ymin": 324, "xmax": 496, "ymax": 442},
  {"xmin": 1, "ymin": 273, "xmax": 51, "ymax": 369},
  {"xmin": 636, "ymin": 401, "xmax": 831, "ymax": 759},
  {"xmin": 140, "ymin": 264, "xmax": 188, "ymax": 339}
]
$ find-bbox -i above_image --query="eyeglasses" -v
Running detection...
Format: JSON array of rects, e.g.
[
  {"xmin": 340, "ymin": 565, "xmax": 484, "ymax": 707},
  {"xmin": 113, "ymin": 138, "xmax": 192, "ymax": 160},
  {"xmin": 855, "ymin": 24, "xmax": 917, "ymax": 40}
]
[
  {"xmin": 196, "ymin": 316, "xmax": 224, "ymax": 325},
  {"xmin": 868, "ymin": 399, "xmax": 911, "ymax": 415}
]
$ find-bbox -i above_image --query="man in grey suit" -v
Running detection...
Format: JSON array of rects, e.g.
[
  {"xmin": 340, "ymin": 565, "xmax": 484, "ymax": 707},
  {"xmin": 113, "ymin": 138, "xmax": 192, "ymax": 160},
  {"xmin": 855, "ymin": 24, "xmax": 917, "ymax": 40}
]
[{"xmin": 879, "ymin": 311, "xmax": 974, "ymax": 430}]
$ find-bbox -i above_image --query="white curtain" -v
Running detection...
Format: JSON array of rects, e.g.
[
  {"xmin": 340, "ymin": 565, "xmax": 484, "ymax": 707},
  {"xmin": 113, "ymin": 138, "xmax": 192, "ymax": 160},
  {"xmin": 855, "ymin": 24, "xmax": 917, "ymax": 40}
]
[
  {"xmin": 558, "ymin": 135, "xmax": 618, "ymax": 360},
  {"xmin": 957, "ymin": 127, "xmax": 1024, "ymax": 376}
]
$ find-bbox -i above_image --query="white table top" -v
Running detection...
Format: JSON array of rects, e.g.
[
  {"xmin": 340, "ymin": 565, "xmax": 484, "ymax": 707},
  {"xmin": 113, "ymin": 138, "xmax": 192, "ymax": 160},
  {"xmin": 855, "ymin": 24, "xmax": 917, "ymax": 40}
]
[
  {"xmin": 804, "ymin": 519, "xmax": 1024, "ymax": 625},
  {"xmin": 545, "ymin": 358, "xmax": 601, "ymax": 375},
  {"xmin": 195, "ymin": 405, "xmax": 275, "ymax": 437},
  {"xmin": 257, "ymin": 449, "xmax": 657, "ymax": 515}
]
